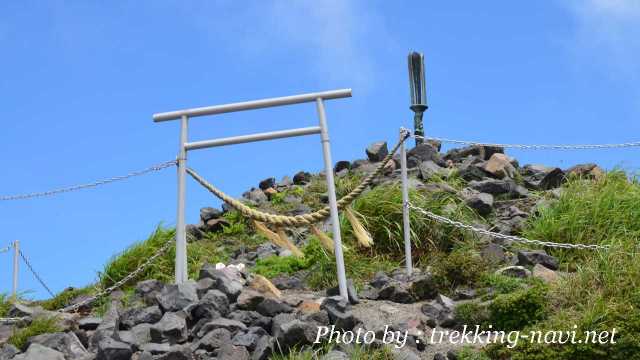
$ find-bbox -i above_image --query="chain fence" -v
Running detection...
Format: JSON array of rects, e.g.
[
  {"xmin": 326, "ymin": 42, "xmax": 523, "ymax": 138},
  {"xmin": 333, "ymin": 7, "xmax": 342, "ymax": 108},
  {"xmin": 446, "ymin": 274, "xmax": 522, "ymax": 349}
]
[
  {"xmin": 407, "ymin": 202, "xmax": 610, "ymax": 250},
  {"xmin": 0, "ymin": 160, "xmax": 177, "ymax": 201},
  {"xmin": 17, "ymin": 250, "xmax": 55, "ymax": 298},
  {"xmin": 415, "ymin": 135, "xmax": 640, "ymax": 150}
]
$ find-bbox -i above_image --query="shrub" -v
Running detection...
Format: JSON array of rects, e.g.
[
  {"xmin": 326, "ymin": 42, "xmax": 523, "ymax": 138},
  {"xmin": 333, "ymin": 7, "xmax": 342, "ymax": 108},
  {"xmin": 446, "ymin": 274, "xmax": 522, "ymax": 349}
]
[
  {"xmin": 457, "ymin": 346, "xmax": 491, "ymax": 360},
  {"xmin": 488, "ymin": 284, "xmax": 548, "ymax": 331},
  {"xmin": 8, "ymin": 316, "xmax": 61, "ymax": 350},
  {"xmin": 455, "ymin": 302, "xmax": 490, "ymax": 329},
  {"xmin": 431, "ymin": 248, "xmax": 488, "ymax": 292},
  {"xmin": 0, "ymin": 293, "xmax": 11, "ymax": 317}
]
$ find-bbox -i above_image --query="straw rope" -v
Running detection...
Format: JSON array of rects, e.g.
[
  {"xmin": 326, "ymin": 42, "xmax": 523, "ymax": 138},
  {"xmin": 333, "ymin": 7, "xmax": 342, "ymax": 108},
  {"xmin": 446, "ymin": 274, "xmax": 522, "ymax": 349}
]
[{"xmin": 186, "ymin": 133, "xmax": 410, "ymax": 227}]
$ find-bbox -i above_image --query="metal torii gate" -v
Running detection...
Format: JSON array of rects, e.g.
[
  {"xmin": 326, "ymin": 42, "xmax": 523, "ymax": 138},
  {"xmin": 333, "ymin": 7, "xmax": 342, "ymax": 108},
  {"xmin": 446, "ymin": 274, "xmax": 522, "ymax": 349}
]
[{"xmin": 153, "ymin": 89, "xmax": 352, "ymax": 299}]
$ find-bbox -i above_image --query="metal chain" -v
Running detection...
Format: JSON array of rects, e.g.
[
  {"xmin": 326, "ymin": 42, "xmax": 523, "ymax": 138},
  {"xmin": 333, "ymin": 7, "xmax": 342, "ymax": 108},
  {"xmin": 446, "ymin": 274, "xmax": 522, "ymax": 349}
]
[
  {"xmin": 0, "ymin": 160, "xmax": 177, "ymax": 201},
  {"xmin": 0, "ymin": 244, "xmax": 11, "ymax": 253},
  {"xmin": 59, "ymin": 238, "xmax": 173, "ymax": 313},
  {"xmin": 18, "ymin": 250, "xmax": 56, "ymax": 297},
  {"xmin": 414, "ymin": 135, "xmax": 640, "ymax": 150},
  {"xmin": 407, "ymin": 202, "xmax": 609, "ymax": 250},
  {"xmin": 0, "ymin": 317, "xmax": 27, "ymax": 324}
]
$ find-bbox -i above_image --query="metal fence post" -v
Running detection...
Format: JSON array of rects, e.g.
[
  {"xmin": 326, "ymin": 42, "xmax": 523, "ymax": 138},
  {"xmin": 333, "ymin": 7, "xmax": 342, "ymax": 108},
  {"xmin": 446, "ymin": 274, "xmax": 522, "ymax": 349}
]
[
  {"xmin": 12, "ymin": 240, "xmax": 19, "ymax": 299},
  {"xmin": 400, "ymin": 129, "xmax": 413, "ymax": 276},
  {"xmin": 175, "ymin": 115, "xmax": 189, "ymax": 284},
  {"xmin": 315, "ymin": 98, "xmax": 348, "ymax": 300}
]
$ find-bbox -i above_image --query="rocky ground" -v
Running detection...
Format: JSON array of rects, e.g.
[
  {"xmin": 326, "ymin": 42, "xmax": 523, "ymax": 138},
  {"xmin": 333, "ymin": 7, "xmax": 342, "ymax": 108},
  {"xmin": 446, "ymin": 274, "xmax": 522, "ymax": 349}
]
[{"xmin": 0, "ymin": 139, "xmax": 604, "ymax": 360}]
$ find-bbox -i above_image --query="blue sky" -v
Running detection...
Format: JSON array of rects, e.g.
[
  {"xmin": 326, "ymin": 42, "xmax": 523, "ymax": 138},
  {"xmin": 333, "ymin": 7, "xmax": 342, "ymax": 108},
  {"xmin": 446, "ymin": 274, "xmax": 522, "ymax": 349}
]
[{"xmin": 1, "ymin": 1, "xmax": 639, "ymax": 299}]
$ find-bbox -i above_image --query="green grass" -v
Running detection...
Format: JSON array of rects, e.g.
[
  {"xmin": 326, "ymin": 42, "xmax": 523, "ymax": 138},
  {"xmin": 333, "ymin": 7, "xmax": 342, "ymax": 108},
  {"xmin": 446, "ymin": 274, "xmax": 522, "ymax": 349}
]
[
  {"xmin": 487, "ymin": 171, "xmax": 640, "ymax": 359},
  {"xmin": 8, "ymin": 316, "xmax": 61, "ymax": 350},
  {"xmin": 0, "ymin": 293, "xmax": 12, "ymax": 317},
  {"xmin": 253, "ymin": 256, "xmax": 310, "ymax": 278},
  {"xmin": 40, "ymin": 286, "xmax": 93, "ymax": 311},
  {"xmin": 350, "ymin": 183, "xmax": 487, "ymax": 258}
]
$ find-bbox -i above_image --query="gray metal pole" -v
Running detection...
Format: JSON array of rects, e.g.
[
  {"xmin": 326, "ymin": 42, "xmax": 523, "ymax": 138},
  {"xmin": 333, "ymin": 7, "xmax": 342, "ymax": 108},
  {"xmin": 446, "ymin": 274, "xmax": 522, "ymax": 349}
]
[
  {"xmin": 400, "ymin": 129, "xmax": 413, "ymax": 276},
  {"xmin": 12, "ymin": 240, "xmax": 19, "ymax": 299},
  {"xmin": 175, "ymin": 115, "xmax": 189, "ymax": 284},
  {"xmin": 315, "ymin": 98, "xmax": 348, "ymax": 300}
]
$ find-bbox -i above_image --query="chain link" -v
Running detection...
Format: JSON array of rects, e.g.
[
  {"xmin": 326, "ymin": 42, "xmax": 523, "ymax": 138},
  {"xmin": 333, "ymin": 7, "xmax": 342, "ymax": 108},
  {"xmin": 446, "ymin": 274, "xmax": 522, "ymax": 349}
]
[
  {"xmin": 59, "ymin": 238, "xmax": 173, "ymax": 313},
  {"xmin": 18, "ymin": 250, "xmax": 56, "ymax": 298},
  {"xmin": 407, "ymin": 202, "xmax": 609, "ymax": 250},
  {"xmin": 1, "ymin": 160, "xmax": 177, "ymax": 201},
  {"xmin": 0, "ymin": 244, "xmax": 11, "ymax": 254},
  {"xmin": 414, "ymin": 135, "xmax": 640, "ymax": 150}
]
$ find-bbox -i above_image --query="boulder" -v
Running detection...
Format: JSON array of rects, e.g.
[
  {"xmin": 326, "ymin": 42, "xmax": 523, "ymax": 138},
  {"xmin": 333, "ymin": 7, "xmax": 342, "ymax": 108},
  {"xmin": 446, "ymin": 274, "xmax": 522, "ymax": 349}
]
[
  {"xmin": 249, "ymin": 275, "xmax": 282, "ymax": 299},
  {"xmin": 251, "ymin": 335, "xmax": 274, "ymax": 360},
  {"xmin": 334, "ymin": 161, "xmax": 351, "ymax": 173},
  {"xmin": 517, "ymin": 250, "xmax": 559, "ymax": 270},
  {"xmin": 407, "ymin": 143, "xmax": 441, "ymax": 164},
  {"xmin": 483, "ymin": 153, "xmax": 516, "ymax": 179},
  {"xmin": 272, "ymin": 318, "xmax": 318, "ymax": 351},
  {"xmin": 135, "ymin": 279, "xmax": 163, "ymax": 306},
  {"xmin": 366, "ymin": 142, "xmax": 389, "ymax": 162},
  {"xmin": 217, "ymin": 343, "xmax": 250, "ymax": 360},
  {"xmin": 149, "ymin": 312, "xmax": 187, "ymax": 344},
  {"xmin": 12, "ymin": 343, "xmax": 65, "ymax": 360},
  {"xmin": 255, "ymin": 298, "xmax": 293, "ymax": 317},
  {"xmin": 27, "ymin": 332, "xmax": 88, "ymax": 360},
  {"xmin": 78, "ymin": 317, "xmax": 102, "ymax": 331},
  {"xmin": 258, "ymin": 178, "xmax": 276, "ymax": 191},
  {"xmin": 198, "ymin": 265, "xmax": 244, "ymax": 302},
  {"xmin": 155, "ymin": 281, "xmax": 198, "ymax": 312},
  {"xmin": 0, "ymin": 344, "xmax": 19, "ymax": 360},
  {"xmin": 96, "ymin": 338, "xmax": 132, "ymax": 360},
  {"xmin": 228, "ymin": 311, "xmax": 272, "ymax": 332},
  {"xmin": 418, "ymin": 161, "xmax": 447, "ymax": 180},
  {"xmin": 468, "ymin": 179, "xmax": 526, "ymax": 198},
  {"xmin": 566, "ymin": 163, "xmax": 604, "ymax": 180},
  {"xmin": 533, "ymin": 264, "xmax": 560, "ymax": 284},
  {"xmin": 522, "ymin": 165, "xmax": 566, "ymax": 190},
  {"xmin": 463, "ymin": 191, "xmax": 494, "ymax": 216},
  {"xmin": 195, "ymin": 318, "xmax": 247, "ymax": 338},
  {"xmin": 409, "ymin": 273, "xmax": 438, "ymax": 301},
  {"xmin": 232, "ymin": 327, "xmax": 266, "ymax": 351},
  {"xmin": 191, "ymin": 328, "xmax": 231, "ymax": 352},
  {"xmin": 292, "ymin": 171, "xmax": 311, "ymax": 185},
  {"xmin": 200, "ymin": 207, "xmax": 222, "ymax": 223},
  {"xmin": 120, "ymin": 306, "xmax": 162, "ymax": 329}
]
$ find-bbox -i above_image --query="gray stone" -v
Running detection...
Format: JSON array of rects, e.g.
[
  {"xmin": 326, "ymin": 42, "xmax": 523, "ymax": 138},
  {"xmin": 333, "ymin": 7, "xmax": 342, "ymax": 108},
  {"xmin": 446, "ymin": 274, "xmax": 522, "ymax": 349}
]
[
  {"xmin": 149, "ymin": 312, "xmax": 187, "ymax": 345},
  {"xmin": 377, "ymin": 282, "xmax": 414, "ymax": 303},
  {"xmin": 135, "ymin": 279, "xmax": 163, "ymax": 306},
  {"xmin": 251, "ymin": 336, "xmax": 273, "ymax": 360},
  {"xmin": 200, "ymin": 207, "xmax": 222, "ymax": 223},
  {"xmin": 217, "ymin": 343, "xmax": 250, "ymax": 360},
  {"xmin": 483, "ymin": 153, "xmax": 517, "ymax": 179},
  {"xmin": 7, "ymin": 304, "xmax": 36, "ymax": 318},
  {"xmin": 195, "ymin": 318, "xmax": 247, "ymax": 338},
  {"xmin": 153, "ymin": 344, "xmax": 191, "ymax": 360},
  {"xmin": 78, "ymin": 317, "xmax": 102, "ymax": 331},
  {"xmin": 464, "ymin": 191, "xmax": 494, "ymax": 216},
  {"xmin": 522, "ymin": 165, "xmax": 566, "ymax": 190},
  {"xmin": 195, "ymin": 278, "xmax": 216, "ymax": 299},
  {"xmin": 0, "ymin": 344, "xmax": 20, "ymax": 360},
  {"xmin": 119, "ymin": 322, "xmax": 152, "ymax": 348},
  {"xmin": 236, "ymin": 289, "xmax": 266, "ymax": 311},
  {"xmin": 242, "ymin": 188, "xmax": 268, "ymax": 204},
  {"xmin": 139, "ymin": 342, "xmax": 170, "ymax": 355},
  {"xmin": 418, "ymin": 160, "xmax": 446, "ymax": 179},
  {"xmin": 191, "ymin": 289, "xmax": 230, "ymax": 321},
  {"xmin": 27, "ymin": 332, "xmax": 88, "ymax": 360},
  {"xmin": 481, "ymin": 243, "xmax": 506, "ymax": 264},
  {"xmin": 96, "ymin": 338, "xmax": 131, "ymax": 360},
  {"xmin": 12, "ymin": 343, "xmax": 64, "ymax": 360},
  {"xmin": 517, "ymin": 250, "xmax": 559, "ymax": 270},
  {"xmin": 366, "ymin": 142, "xmax": 389, "ymax": 162},
  {"xmin": 120, "ymin": 306, "xmax": 162, "ymax": 329},
  {"xmin": 272, "ymin": 319, "xmax": 317, "ymax": 351},
  {"xmin": 255, "ymin": 298, "xmax": 293, "ymax": 317},
  {"xmin": 198, "ymin": 265, "xmax": 244, "ymax": 302},
  {"xmin": 370, "ymin": 271, "xmax": 392, "ymax": 289},
  {"xmin": 191, "ymin": 328, "xmax": 231, "ymax": 352},
  {"xmin": 228, "ymin": 311, "xmax": 272, "ymax": 332},
  {"xmin": 326, "ymin": 279, "xmax": 360, "ymax": 305},
  {"xmin": 407, "ymin": 143, "xmax": 441, "ymax": 164},
  {"xmin": 232, "ymin": 327, "xmax": 266, "ymax": 351},
  {"xmin": 155, "ymin": 281, "xmax": 198, "ymax": 312}
]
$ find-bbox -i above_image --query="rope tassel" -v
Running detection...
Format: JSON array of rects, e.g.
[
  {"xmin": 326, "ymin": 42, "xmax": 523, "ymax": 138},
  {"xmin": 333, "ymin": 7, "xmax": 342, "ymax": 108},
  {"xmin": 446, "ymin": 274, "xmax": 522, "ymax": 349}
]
[
  {"xmin": 253, "ymin": 220, "xmax": 304, "ymax": 258},
  {"xmin": 309, "ymin": 224, "xmax": 335, "ymax": 253},
  {"xmin": 345, "ymin": 207, "xmax": 374, "ymax": 248}
]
